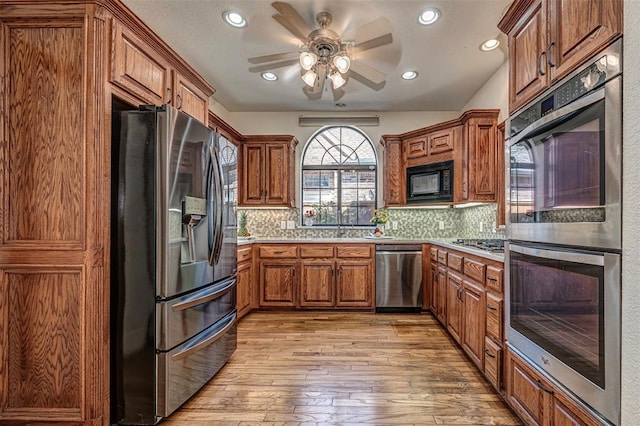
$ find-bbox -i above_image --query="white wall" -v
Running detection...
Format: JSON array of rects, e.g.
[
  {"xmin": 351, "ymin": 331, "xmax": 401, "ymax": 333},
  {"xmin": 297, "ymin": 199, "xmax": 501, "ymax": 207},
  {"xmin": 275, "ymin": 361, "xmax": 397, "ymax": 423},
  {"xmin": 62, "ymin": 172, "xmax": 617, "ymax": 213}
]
[
  {"xmin": 461, "ymin": 60, "xmax": 509, "ymax": 123},
  {"xmin": 621, "ymin": 1, "xmax": 640, "ymax": 423}
]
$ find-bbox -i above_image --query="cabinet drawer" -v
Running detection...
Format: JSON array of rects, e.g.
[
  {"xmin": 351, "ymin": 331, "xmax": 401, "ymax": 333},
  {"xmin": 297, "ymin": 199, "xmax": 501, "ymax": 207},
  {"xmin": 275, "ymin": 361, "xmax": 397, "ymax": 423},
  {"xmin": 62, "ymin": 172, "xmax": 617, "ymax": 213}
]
[
  {"xmin": 485, "ymin": 292, "xmax": 503, "ymax": 343},
  {"xmin": 484, "ymin": 337, "xmax": 502, "ymax": 390},
  {"xmin": 300, "ymin": 246, "xmax": 334, "ymax": 258},
  {"xmin": 486, "ymin": 266, "xmax": 503, "ymax": 293},
  {"xmin": 437, "ymin": 250, "xmax": 447, "ymax": 265},
  {"xmin": 447, "ymin": 253, "xmax": 463, "ymax": 272},
  {"xmin": 464, "ymin": 258, "xmax": 486, "ymax": 283},
  {"xmin": 336, "ymin": 246, "xmax": 371, "ymax": 258},
  {"xmin": 259, "ymin": 245, "xmax": 297, "ymax": 258},
  {"xmin": 237, "ymin": 246, "xmax": 252, "ymax": 263},
  {"xmin": 430, "ymin": 247, "xmax": 438, "ymax": 262}
]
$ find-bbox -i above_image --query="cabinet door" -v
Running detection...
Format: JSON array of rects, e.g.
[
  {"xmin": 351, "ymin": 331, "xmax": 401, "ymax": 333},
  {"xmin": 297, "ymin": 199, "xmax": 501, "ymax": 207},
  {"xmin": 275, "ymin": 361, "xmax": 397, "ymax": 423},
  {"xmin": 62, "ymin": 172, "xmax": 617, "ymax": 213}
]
[
  {"xmin": 435, "ymin": 266, "xmax": 448, "ymax": 324},
  {"xmin": 240, "ymin": 143, "xmax": 264, "ymax": 205},
  {"xmin": 111, "ymin": 21, "xmax": 171, "ymax": 105},
  {"xmin": 551, "ymin": 393, "xmax": 601, "ymax": 426},
  {"xmin": 384, "ymin": 140, "xmax": 404, "ymax": 206},
  {"xmin": 466, "ymin": 117, "xmax": 497, "ymax": 200},
  {"xmin": 428, "ymin": 127, "xmax": 456, "ymax": 155},
  {"xmin": 300, "ymin": 261, "xmax": 334, "ymax": 307},
  {"xmin": 506, "ymin": 349, "xmax": 550, "ymax": 426},
  {"xmin": 429, "ymin": 263, "xmax": 439, "ymax": 314},
  {"xmin": 508, "ymin": 0, "xmax": 549, "ymax": 112},
  {"xmin": 264, "ymin": 143, "xmax": 290, "ymax": 206},
  {"xmin": 548, "ymin": 0, "xmax": 622, "ymax": 83},
  {"xmin": 446, "ymin": 272, "xmax": 464, "ymax": 344},
  {"xmin": 462, "ymin": 280, "xmax": 485, "ymax": 370},
  {"xmin": 237, "ymin": 260, "xmax": 252, "ymax": 318},
  {"xmin": 404, "ymin": 135, "xmax": 428, "ymax": 160},
  {"xmin": 259, "ymin": 261, "xmax": 297, "ymax": 307},
  {"xmin": 485, "ymin": 292, "xmax": 503, "ymax": 343},
  {"xmin": 336, "ymin": 261, "xmax": 372, "ymax": 308},
  {"xmin": 173, "ymin": 71, "xmax": 209, "ymax": 125}
]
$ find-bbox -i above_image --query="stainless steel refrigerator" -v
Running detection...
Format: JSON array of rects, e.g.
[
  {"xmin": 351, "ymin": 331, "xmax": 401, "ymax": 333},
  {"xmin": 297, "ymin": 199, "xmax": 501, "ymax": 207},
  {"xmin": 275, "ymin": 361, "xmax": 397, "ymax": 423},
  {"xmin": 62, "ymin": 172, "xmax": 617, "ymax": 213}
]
[{"xmin": 111, "ymin": 105, "xmax": 237, "ymax": 424}]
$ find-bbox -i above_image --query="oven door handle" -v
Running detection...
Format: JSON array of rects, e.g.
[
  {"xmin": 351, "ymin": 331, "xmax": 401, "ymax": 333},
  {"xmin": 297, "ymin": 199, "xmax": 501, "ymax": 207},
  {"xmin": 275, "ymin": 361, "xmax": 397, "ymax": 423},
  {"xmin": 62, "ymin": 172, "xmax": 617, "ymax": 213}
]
[
  {"xmin": 510, "ymin": 85, "xmax": 605, "ymax": 146},
  {"xmin": 509, "ymin": 244, "xmax": 604, "ymax": 266}
]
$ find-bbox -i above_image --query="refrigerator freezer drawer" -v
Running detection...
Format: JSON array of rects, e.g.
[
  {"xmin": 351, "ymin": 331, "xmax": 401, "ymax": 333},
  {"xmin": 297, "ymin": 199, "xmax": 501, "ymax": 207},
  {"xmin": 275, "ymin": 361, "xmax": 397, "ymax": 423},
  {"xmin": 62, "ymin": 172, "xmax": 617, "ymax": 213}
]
[
  {"xmin": 157, "ymin": 277, "xmax": 236, "ymax": 351},
  {"xmin": 157, "ymin": 311, "xmax": 237, "ymax": 418}
]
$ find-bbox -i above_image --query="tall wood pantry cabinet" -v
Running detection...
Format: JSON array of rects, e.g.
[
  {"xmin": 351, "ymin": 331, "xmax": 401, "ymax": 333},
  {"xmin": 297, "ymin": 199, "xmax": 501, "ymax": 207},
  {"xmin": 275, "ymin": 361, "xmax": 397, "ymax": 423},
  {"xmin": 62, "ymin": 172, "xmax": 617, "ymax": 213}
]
[{"xmin": 0, "ymin": 1, "xmax": 214, "ymax": 423}]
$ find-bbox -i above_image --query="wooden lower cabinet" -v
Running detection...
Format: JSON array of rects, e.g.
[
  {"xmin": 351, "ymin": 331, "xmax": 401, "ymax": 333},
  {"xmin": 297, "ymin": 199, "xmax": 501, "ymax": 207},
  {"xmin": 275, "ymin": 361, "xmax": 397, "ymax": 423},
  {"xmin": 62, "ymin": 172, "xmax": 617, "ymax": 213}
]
[
  {"xmin": 300, "ymin": 261, "xmax": 334, "ymax": 307},
  {"xmin": 237, "ymin": 259, "xmax": 253, "ymax": 318},
  {"xmin": 434, "ymin": 266, "xmax": 447, "ymax": 324},
  {"xmin": 484, "ymin": 337, "xmax": 502, "ymax": 390},
  {"xmin": 446, "ymin": 271, "xmax": 464, "ymax": 344},
  {"xmin": 506, "ymin": 347, "xmax": 603, "ymax": 426},
  {"xmin": 335, "ymin": 261, "xmax": 372, "ymax": 308},
  {"xmin": 259, "ymin": 261, "xmax": 297, "ymax": 307},
  {"xmin": 461, "ymin": 279, "xmax": 485, "ymax": 370},
  {"xmin": 256, "ymin": 243, "xmax": 374, "ymax": 310}
]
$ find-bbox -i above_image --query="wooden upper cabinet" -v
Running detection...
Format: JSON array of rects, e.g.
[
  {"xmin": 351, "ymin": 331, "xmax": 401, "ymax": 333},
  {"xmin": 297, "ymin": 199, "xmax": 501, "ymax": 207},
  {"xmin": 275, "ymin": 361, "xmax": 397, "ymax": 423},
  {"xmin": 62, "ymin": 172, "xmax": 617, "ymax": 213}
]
[
  {"xmin": 499, "ymin": 0, "xmax": 622, "ymax": 113},
  {"xmin": 173, "ymin": 71, "xmax": 209, "ymax": 125},
  {"xmin": 459, "ymin": 111, "xmax": 500, "ymax": 203},
  {"xmin": 404, "ymin": 135, "xmax": 428, "ymax": 159},
  {"xmin": 111, "ymin": 20, "xmax": 171, "ymax": 105},
  {"xmin": 240, "ymin": 136, "xmax": 297, "ymax": 207},
  {"xmin": 428, "ymin": 126, "xmax": 457, "ymax": 155},
  {"xmin": 381, "ymin": 137, "xmax": 404, "ymax": 206}
]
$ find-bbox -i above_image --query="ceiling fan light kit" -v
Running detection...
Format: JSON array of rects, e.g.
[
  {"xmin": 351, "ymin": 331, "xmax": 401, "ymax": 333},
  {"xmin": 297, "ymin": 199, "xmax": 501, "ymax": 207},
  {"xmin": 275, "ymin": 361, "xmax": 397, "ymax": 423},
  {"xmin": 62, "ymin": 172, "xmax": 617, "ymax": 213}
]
[{"xmin": 248, "ymin": 1, "xmax": 393, "ymax": 99}]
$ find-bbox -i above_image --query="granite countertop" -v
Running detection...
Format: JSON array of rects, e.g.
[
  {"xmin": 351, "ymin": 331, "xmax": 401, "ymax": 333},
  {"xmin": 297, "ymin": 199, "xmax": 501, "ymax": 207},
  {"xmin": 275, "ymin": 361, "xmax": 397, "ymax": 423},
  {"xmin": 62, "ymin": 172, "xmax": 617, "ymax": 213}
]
[{"xmin": 237, "ymin": 237, "xmax": 504, "ymax": 262}]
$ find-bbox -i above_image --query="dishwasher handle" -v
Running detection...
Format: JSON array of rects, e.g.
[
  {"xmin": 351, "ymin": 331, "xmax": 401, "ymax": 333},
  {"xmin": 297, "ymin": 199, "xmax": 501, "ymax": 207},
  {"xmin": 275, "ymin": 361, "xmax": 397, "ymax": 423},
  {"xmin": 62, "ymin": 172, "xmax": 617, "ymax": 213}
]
[{"xmin": 376, "ymin": 251, "xmax": 422, "ymax": 255}]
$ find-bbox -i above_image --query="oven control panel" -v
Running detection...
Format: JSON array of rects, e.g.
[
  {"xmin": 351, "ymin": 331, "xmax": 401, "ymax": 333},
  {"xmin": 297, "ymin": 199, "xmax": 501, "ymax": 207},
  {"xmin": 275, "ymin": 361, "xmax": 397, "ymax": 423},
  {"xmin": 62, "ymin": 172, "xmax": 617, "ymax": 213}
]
[{"xmin": 510, "ymin": 53, "xmax": 618, "ymax": 137}]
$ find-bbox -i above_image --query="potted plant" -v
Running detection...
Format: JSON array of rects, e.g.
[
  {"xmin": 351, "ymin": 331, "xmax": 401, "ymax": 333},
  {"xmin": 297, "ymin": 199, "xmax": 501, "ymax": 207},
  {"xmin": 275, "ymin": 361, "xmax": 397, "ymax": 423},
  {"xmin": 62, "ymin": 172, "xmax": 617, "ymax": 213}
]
[
  {"xmin": 303, "ymin": 208, "xmax": 315, "ymax": 226},
  {"xmin": 370, "ymin": 209, "xmax": 389, "ymax": 237}
]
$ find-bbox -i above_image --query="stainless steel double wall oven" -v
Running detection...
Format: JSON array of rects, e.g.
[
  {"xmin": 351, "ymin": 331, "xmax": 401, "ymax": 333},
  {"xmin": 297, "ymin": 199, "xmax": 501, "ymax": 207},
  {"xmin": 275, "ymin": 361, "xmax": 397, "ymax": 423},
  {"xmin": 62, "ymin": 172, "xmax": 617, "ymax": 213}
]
[{"xmin": 506, "ymin": 40, "xmax": 622, "ymax": 425}]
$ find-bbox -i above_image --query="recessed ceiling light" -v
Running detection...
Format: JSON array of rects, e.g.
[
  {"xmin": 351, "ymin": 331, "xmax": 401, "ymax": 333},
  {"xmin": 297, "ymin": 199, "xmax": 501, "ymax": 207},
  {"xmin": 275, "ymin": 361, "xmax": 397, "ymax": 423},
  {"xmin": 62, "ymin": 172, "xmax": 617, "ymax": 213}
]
[
  {"xmin": 261, "ymin": 72, "xmax": 278, "ymax": 81},
  {"xmin": 222, "ymin": 10, "xmax": 247, "ymax": 28},
  {"xmin": 401, "ymin": 71, "xmax": 419, "ymax": 80},
  {"xmin": 418, "ymin": 8, "xmax": 440, "ymax": 25},
  {"xmin": 480, "ymin": 38, "xmax": 500, "ymax": 51}
]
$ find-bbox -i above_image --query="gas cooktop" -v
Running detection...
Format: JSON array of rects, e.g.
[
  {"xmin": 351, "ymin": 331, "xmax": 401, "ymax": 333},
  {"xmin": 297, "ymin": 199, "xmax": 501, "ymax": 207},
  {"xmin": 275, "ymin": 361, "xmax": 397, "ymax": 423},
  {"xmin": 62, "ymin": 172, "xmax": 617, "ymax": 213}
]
[{"xmin": 451, "ymin": 239, "xmax": 505, "ymax": 253}]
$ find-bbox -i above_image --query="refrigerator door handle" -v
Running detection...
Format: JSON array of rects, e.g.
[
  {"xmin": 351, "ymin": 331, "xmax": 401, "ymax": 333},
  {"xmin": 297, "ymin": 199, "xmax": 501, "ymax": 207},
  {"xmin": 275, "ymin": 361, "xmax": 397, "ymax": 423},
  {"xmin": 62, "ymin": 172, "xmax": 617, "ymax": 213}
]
[
  {"xmin": 171, "ymin": 277, "xmax": 237, "ymax": 312},
  {"xmin": 171, "ymin": 311, "xmax": 236, "ymax": 361},
  {"xmin": 211, "ymin": 146, "xmax": 225, "ymax": 265}
]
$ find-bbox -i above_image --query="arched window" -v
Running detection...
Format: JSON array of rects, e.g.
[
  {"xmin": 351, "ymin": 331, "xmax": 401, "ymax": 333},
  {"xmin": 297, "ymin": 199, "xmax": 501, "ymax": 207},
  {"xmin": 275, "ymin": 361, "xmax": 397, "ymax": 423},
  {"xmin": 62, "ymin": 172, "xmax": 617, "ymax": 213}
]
[{"xmin": 301, "ymin": 126, "xmax": 377, "ymax": 226}]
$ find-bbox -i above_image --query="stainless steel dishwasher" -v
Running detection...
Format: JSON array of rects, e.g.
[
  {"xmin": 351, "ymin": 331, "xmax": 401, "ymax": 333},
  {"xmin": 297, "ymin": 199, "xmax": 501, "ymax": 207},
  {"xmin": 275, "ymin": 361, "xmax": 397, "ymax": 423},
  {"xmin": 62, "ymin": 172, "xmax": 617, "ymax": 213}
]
[{"xmin": 375, "ymin": 244, "xmax": 423, "ymax": 313}]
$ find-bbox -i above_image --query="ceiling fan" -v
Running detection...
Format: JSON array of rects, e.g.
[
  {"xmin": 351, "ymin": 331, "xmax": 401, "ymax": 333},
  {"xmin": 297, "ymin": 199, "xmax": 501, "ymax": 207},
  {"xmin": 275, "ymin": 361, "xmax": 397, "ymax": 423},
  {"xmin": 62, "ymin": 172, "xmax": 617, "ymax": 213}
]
[{"xmin": 248, "ymin": 1, "xmax": 393, "ymax": 100}]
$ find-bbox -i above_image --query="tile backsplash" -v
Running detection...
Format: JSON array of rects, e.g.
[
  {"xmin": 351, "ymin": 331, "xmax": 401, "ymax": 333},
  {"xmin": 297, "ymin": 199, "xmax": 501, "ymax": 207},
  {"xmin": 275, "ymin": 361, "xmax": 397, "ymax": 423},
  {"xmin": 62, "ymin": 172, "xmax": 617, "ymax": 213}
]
[{"xmin": 238, "ymin": 204, "xmax": 505, "ymax": 240}]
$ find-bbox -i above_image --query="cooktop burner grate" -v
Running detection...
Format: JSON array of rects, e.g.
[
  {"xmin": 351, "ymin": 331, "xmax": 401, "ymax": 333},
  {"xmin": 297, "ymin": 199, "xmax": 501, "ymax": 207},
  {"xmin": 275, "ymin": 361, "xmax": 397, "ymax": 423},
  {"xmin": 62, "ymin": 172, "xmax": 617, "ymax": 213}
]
[{"xmin": 451, "ymin": 238, "xmax": 505, "ymax": 253}]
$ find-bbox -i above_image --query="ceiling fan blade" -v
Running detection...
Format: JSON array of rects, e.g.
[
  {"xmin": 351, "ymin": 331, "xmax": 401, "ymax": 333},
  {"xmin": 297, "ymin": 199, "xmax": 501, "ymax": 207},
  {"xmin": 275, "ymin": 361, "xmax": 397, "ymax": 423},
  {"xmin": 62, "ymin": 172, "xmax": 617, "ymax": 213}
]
[
  {"xmin": 352, "ymin": 33, "xmax": 393, "ymax": 55},
  {"xmin": 249, "ymin": 59, "xmax": 298, "ymax": 73},
  {"xmin": 248, "ymin": 51, "xmax": 299, "ymax": 64},
  {"xmin": 350, "ymin": 61, "xmax": 386, "ymax": 85},
  {"xmin": 271, "ymin": 2, "xmax": 312, "ymax": 44}
]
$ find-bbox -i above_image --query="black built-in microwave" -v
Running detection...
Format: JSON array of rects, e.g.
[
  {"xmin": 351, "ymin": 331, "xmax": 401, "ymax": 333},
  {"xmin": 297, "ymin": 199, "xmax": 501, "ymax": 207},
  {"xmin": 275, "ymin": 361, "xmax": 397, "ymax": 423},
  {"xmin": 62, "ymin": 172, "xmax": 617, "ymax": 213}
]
[{"xmin": 406, "ymin": 160, "xmax": 453, "ymax": 203}]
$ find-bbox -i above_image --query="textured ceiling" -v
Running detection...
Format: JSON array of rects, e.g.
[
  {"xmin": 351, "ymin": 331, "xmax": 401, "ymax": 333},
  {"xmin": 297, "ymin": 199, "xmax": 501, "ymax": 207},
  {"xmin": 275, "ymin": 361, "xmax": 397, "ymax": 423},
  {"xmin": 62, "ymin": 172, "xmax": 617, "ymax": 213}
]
[{"xmin": 121, "ymin": 0, "xmax": 511, "ymax": 112}]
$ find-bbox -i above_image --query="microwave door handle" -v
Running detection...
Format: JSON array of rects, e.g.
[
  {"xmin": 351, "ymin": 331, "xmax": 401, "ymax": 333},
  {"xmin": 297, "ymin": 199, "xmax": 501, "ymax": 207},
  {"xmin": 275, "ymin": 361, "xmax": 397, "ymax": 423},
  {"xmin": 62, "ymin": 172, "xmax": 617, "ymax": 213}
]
[
  {"xmin": 509, "ymin": 244, "xmax": 604, "ymax": 267},
  {"xmin": 510, "ymin": 86, "xmax": 605, "ymax": 146}
]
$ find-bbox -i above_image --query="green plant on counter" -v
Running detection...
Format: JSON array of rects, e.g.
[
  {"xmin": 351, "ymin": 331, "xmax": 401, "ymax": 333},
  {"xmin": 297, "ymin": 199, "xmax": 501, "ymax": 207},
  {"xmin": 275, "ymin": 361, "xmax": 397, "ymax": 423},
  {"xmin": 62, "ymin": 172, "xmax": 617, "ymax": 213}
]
[
  {"xmin": 238, "ymin": 211, "xmax": 250, "ymax": 237},
  {"xmin": 370, "ymin": 209, "xmax": 389, "ymax": 225}
]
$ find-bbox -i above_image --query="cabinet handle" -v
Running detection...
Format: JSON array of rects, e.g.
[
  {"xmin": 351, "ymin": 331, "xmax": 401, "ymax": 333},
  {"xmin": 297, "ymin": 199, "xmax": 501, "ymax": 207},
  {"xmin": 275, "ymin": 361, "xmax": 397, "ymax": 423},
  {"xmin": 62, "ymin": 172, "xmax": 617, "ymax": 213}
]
[
  {"xmin": 484, "ymin": 349, "xmax": 496, "ymax": 359},
  {"xmin": 536, "ymin": 379, "xmax": 555, "ymax": 395},
  {"xmin": 486, "ymin": 304, "xmax": 497, "ymax": 311},
  {"xmin": 487, "ymin": 277, "xmax": 498, "ymax": 282},
  {"xmin": 537, "ymin": 51, "xmax": 547, "ymax": 76},
  {"xmin": 546, "ymin": 42, "xmax": 556, "ymax": 68},
  {"xmin": 166, "ymin": 87, "xmax": 173, "ymax": 104},
  {"xmin": 176, "ymin": 94, "xmax": 183, "ymax": 110},
  {"xmin": 458, "ymin": 288, "xmax": 463, "ymax": 301},
  {"xmin": 273, "ymin": 251, "xmax": 283, "ymax": 254}
]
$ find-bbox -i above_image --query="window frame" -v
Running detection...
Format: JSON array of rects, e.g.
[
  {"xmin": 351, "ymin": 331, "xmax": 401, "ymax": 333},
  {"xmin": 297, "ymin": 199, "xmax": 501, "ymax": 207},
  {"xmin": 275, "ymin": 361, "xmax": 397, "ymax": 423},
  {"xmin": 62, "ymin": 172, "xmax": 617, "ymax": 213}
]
[{"xmin": 300, "ymin": 125, "xmax": 378, "ymax": 227}]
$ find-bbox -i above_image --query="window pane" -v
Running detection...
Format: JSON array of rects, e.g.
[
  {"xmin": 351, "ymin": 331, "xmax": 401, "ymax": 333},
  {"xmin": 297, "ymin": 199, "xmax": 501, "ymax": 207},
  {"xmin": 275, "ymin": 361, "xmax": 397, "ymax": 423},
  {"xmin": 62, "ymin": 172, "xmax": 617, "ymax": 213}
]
[{"xmin": 301, "ymin": 126, "xmax": 377, "ymax": 226}]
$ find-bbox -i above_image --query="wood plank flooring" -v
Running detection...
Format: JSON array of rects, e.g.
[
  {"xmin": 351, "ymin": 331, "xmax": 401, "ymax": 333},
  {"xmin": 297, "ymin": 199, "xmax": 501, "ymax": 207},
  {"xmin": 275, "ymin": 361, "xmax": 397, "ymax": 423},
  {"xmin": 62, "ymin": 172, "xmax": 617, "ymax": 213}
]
[{"xmin": 163, "ymin": 312, "xmax": 522, "ymax": 425}]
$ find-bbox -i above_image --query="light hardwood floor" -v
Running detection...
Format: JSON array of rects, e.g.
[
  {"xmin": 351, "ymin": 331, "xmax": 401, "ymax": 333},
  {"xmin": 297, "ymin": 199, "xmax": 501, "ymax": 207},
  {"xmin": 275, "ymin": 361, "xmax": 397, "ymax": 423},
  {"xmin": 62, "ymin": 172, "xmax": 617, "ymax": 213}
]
[{"xmin": 164, "ymin": 312, "xmax": 522, "ymax": 425}]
